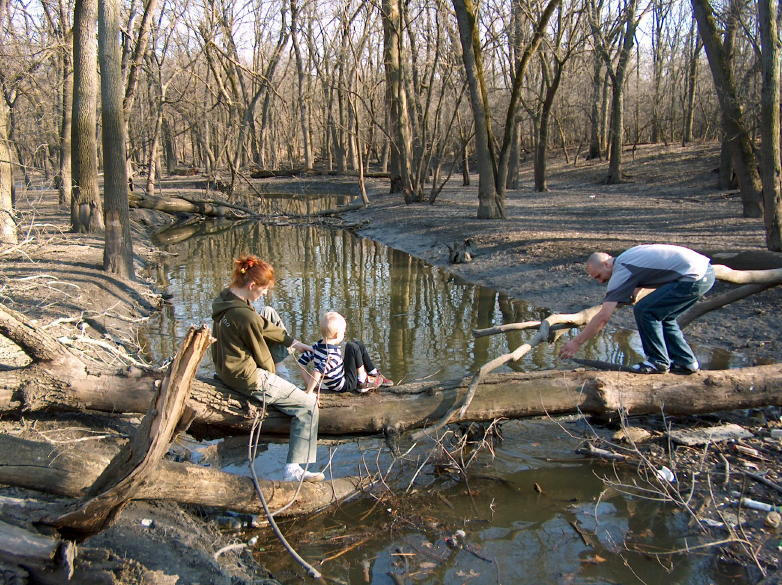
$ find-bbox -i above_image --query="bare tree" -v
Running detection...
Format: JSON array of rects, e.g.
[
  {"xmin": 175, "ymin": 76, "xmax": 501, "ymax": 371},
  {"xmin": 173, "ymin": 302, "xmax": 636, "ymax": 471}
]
[
  {"xmin": 41, "ymin": 0, "xmax": 74, "ymax": 207},
  {"xmin": 382, "ymin": 0, "xmax": 414, "ymax": 195},
  {"xmin": 0, "ymin": 0, "xmax": 15, "ymax": 245},
  {"xmin": 452, "ymin": 0, "xmax": 561, "ymax": 219},
  {"xmin": 691, "ymin": 0, "xmax": 763, "ymax": 218},
  {"xmin": 588, "ymin": 0, "xmax": 640, "ymax": 184},
  {"xmin": 681, "ymin": 15, "xmax": 700, "ymax": 144},
  {"xmin": 533, "ymin": 0, "xmax": 585, "ymax": 191},
  {"xmin": 290, "ymin": 0, "xmax": 313, "ymax": 169},
  {"xmin": 649, "ymin": 0, "xmax": 672, "ymax": 143},
  {"xmin": 758, "ymin": 0, "xmax": 782, "ymax": 250},
  {"xmin": 99, "ymin": 0, "xmax": 133, "ymax": 277},
  {"xmin": 71, "ymin": 0, "xmax": 104, "ymax": 232},
  {"xmin": 0, "ymin": 94, "xmax": 14, "ymax": 246}
]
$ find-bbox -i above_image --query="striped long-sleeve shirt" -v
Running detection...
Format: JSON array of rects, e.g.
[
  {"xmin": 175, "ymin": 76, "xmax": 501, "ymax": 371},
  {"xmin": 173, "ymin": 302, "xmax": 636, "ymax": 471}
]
[{"xmin": 298, "ymin": 340, "xmax": 346, "ymax": 391}]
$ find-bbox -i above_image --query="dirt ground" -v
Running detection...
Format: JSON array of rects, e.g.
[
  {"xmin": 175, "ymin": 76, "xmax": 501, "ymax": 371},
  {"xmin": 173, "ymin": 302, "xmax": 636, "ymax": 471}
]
[{"xmin": 1, "ymin": 141, "xmax": 781, "ymax": 583}]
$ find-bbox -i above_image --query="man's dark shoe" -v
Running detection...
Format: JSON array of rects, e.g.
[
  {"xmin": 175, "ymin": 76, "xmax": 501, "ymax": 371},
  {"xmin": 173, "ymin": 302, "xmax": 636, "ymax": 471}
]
[
  {"xmin": 670, "ymin": 363, "xmax": 699, "ymax": 375},
  {"xmin": 629, "ymin": 361, "xmax": 668, "ymax": 374}
]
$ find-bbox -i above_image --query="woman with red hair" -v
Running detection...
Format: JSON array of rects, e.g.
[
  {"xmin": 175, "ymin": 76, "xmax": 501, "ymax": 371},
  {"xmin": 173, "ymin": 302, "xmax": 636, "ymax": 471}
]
[{"xmin": 211, "ymin": 255, "xmax": 324, "ymax": 482}]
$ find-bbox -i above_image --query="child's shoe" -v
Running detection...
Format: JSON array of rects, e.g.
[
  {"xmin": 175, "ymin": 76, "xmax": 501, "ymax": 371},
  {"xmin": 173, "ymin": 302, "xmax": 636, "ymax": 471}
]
[
  {"xmin": 370, "ymin": 372, "xmax": 394, "ymax": 387},
  {"xmin": 357, "ymin": 377, "xmax": 382, "ymax": 393}
]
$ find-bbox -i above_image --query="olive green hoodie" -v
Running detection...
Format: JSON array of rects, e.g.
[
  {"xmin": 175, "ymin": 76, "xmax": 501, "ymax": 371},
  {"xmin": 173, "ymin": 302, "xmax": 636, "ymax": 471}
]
[{"xmin": 211, "ymin": 288, "xmax": 294, "ymax": 393}]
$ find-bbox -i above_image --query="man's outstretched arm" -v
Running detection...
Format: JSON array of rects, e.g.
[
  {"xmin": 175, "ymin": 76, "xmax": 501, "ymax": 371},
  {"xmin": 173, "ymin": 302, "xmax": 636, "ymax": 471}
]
[{"xmin": 559, "ymin": 301, "xmax": 618, "ymax": 358}]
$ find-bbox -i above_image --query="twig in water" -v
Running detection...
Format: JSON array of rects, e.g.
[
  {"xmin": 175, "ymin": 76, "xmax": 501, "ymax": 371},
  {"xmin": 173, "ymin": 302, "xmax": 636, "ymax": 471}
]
[{"xmin": 320, "ymin": 535, "xmax": 372, "ymax": 565}]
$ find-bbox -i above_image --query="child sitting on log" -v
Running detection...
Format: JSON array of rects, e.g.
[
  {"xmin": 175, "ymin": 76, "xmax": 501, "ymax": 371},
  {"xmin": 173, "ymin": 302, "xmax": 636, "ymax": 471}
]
[{"xmin": 298, "ymin": 311, "xmax": 393, "ymax": 394}]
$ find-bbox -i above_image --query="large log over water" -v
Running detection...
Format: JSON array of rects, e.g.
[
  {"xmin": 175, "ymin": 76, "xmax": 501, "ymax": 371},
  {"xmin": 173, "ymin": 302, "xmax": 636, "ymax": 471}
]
[
  {"xmin": 3, "ymin": 363, "xmax": 782, "ymax": 437},
  {"xmin": 2, "ymin": 302, "xmax": 781, "ymax": 437},
  {"xmin": 190, "ymin": 366, "xmax": 782, "ymax": 435}
]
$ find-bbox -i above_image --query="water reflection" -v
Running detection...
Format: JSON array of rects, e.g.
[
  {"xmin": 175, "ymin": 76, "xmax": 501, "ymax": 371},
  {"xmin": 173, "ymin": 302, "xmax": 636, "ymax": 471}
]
[
  {"xmin": 141, "ymin": 221, "xmax": 552, "ymax": 385},
  {"xmin": 235, "ymin": 419, "xmax": 742, "ymax": 585},
  {"xmin": 142, "ymin": 220, "xmax": 738, "ymax": 384}
]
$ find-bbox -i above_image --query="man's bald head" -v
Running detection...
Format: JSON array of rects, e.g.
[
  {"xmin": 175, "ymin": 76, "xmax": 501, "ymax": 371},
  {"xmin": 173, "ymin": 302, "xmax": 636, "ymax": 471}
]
[{"xmin": 586, "ymin": 252, "xmax": 614, "ymax": 283}]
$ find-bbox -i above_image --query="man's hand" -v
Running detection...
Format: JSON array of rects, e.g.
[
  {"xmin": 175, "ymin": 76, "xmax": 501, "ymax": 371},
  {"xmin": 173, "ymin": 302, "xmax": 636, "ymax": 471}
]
[
  {"xmin": 559, "ymin": 301, "xmax": 617, "ymax": 360},
  {"xmin": 559, "ymin": 339, "xmax": 581, "ymax": 359}
]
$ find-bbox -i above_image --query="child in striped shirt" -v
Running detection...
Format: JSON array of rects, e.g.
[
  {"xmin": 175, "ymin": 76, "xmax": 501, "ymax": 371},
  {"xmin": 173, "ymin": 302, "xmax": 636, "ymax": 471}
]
[{"xmin": 298, "ymin": 311, "xmax": 393, "ymax": 394}]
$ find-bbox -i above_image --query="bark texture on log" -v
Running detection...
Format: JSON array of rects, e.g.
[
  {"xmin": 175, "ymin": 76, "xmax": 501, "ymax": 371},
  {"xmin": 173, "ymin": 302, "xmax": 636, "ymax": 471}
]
[
  {"xmin": 3, "ymin": 365, "xmax": 782, "ymax": 437},
  {"xmin": 2, "ymin": 298, "xmax": 782, "ymax": 439},
  {"xmin": 0, "ymin": 434, "xmax": 365, "ymax": 517},
  {"xmin": 193, "ymin": 365, "xmax": 782, "ymax": 435},
  {"xmin": 49, "ymin": 326, "xmax": 212, "ymax": 538},
  {"xmin": 129, "ymin": 192, "xmax": 246, "ymax": 219}
]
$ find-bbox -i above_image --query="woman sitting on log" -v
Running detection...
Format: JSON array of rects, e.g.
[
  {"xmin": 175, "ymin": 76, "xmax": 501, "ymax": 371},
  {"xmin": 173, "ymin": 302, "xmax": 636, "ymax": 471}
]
[{"xmin": 211, "ymin": 255, "xmax": 324, "ymax": 482}]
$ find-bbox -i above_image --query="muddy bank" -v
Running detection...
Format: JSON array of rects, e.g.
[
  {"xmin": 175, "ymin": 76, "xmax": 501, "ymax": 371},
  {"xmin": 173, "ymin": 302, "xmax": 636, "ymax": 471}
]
[{"xmin": 340, "ymin": 143, "xmax": 782, "ymax": 366}]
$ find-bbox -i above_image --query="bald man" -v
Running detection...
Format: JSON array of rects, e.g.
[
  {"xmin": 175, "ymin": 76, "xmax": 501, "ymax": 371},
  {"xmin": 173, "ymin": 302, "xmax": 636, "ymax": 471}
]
[{"xmin": 559, "ymin": 244, "xmax": 715, "ymax": 374}]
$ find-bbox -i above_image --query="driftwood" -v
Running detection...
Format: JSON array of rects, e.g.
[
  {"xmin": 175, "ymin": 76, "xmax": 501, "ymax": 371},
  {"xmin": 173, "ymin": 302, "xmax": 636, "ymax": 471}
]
[
  {"xmin": 47, "ymin": 325, "xmax": 211, "ymax": 539},
  {"xmin": 315, "ymin": 197, "xmax": 367, "ymax": 217},
  {"xmin": 412, "ymin": 262, "xmax": 782, "ymax": 437},
  {"xmin": 0, "ymin": 434, "xmax": 365, "ymax": 517},
  {"xmin": 129, "ymin": 192, "xmax": 249, "ymax": 219}
]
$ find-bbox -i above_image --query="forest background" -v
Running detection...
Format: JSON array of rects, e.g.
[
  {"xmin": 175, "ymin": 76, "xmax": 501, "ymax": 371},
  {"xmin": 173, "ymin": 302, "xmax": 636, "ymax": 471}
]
[
  {"xmin": 0, "ymin": 0, "xmax": 781, "ymax": 264},
  {"xmin": 2, "ymin": 0, "xmax": 782, "ymax": 581}
]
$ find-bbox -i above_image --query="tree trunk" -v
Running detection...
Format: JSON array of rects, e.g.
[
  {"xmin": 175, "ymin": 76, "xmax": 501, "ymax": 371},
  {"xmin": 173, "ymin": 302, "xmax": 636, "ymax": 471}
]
[
  {"xmin": 382, "ymin": 0, "xmax": 414, "ymax": 197},
  {"xmin": 0, "ymin": 434, "xmax": 364, "ymax": 517},
  {"xmin": 145, "ymin": 98, "xmax": 164, "ymax": 196},
  {"xmin": 461, "ymin": 137, "xmax": 470, "ymax": 185},
  {"xmin": 452, "ymin": 0, "xmax": 503, "ymax": 219},
  {"xmin": 71, "ymin": 0, "xmax": 104, "ymax": 233},
  {"xmin": 58, "ymin": 27, "xmax": 74, "ymax": 208},
  {"xmin": 691, "ymin": 0, "xmax": 764, "ymax": 218},
  {"xmin": 507, "ymin": 119, "xmax": 520, "ymax": 189},
  {"xmin": 682, "ymin": 19, "xmax": 699, "ymax": 145},
  {"xmin": 605, "ymin": 0, "xmax": 638, "ymax": 185},
  {"xmin": 48, "ymin": 326, "xmax": 210, "ymax": 538},
  {"xmin": 758, "ymin": 0, "xmax": 782, "ymax": 251},
  {"xmin": 506, "ymin": 6, "xmax": 523, "ymax": 190},
  {"xmin": 162, "ymin": 116, "xmax": 176, "ymax": 174},
  {"xmin": 587, "ymin": 54, "xmax": 602, "ymax": 160},
  {"xmin": 0, "ymin": 95, "xmax": 15, "ymax": 245},
  {"xmin": 650, "ymin": 0, "xmax": 667, "ymax": 144},
  {"xmin": 99, "ymin": 0, "xmax": 134, "ymax": 278},
  {"xmin": 128, "ymin": 192, "xmax": 249, "ymax": 218},
  {"xmin": 290, "ymin": 0, "xmax": 313, "ymax": 170},
  {"xmin": 3, "ymin": 359, "xmax": 781, "ymax": 438},
  {"xmin": 1, "ymin": 290, "xmax": 780, "ymax": 437},
  {"xmin": 534, "ymin": 64, "xmax": 563, "ymax": 192}
]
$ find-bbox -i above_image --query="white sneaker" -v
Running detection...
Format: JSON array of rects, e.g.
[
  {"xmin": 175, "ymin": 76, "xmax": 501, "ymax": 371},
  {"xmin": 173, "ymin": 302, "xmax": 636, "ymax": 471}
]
[{"xmin": 283, "ymin": 465, "xmax": 325, "ymax": 483}]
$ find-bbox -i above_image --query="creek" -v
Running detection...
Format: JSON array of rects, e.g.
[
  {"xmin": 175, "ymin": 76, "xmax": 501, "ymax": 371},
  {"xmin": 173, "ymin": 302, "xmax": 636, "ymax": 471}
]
[{"xmin": 141, "ymin": 196, "xmax": 746, "ymax": 585}]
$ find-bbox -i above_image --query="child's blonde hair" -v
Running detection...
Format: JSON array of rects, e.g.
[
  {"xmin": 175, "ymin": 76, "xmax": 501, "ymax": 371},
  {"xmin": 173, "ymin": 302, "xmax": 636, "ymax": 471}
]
[{"xmin": 320, "ymin": 311, "xmax": 346, "ymax": 340}]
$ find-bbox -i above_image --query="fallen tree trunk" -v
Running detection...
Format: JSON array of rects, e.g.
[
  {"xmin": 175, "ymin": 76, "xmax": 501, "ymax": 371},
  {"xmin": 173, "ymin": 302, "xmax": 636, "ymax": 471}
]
[
  {"xmin": 0, "ymin": 434, "xmax": 365, "ymax": 517},
  {"xmin": 4, "ymin": 362, "xmax": 782, "ymax": 436},
  {"xmin": 48, "ymin": 326, "xmax": 211, "ymax": 538},
  {"xmin": 2, "ymin": 298, "xmax": 782, "ymax": 438},
  {"xmin": 129, "ymin": 192, "xmax": 249, "ymax": 219},
  {"xmin": 0, "ymin": 521, "xmax": 165, "ymax": 585}
]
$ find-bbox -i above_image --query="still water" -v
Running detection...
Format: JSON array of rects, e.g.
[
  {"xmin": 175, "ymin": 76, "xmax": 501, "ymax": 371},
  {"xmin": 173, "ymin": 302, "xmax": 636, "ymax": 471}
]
[{"xmin": 141, "ymin": 209, "xmax": 745, "ymax": 585}]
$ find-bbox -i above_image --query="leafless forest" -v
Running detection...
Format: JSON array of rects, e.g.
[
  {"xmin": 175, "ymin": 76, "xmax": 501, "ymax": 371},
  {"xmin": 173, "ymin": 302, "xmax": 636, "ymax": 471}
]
[{"xmin": 1, "ymin": 0, "xmax": 781, "ymax": 265}]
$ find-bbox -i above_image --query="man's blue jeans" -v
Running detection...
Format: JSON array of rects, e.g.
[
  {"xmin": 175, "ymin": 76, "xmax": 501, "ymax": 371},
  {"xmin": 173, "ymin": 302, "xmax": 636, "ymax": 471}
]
[{"xmin": 633, "ymin": 265, "xmax": 715, "ymax": 370}]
